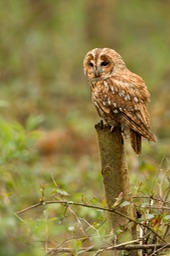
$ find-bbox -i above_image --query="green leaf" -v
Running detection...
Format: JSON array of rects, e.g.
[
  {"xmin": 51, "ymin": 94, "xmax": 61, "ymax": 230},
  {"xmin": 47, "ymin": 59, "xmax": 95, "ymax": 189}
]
[
  {"xmin": 120, "ymin": 201, "xmax": 131, "ymax": 208},
  {"xmin": 26, "ymin": 115, "xmax": 44, "ymax": 130},
  {"xmin": 146, "ymin": 214, "xmax": 155, "ymax": 220},
  {"xmin": 163, "ymin": 215, "xmax": 170, "ymax": 221}
]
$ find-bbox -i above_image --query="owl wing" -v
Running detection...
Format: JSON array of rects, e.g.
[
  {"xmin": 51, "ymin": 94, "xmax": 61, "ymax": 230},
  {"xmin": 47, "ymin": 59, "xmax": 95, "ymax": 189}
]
[
  {"xmin": 92, "ymin": 78, "xmax": 156, "ymax": 142},
  {"xmin": 113, "ymin": 76, "xmax": 156, "ymax": 142},
  {"xmin": 110, "ymin": 80, "xmax": 156, "ymax": 142},
  {"xmin": 120, "ymin": 106, "xmax": 155, "ymax": 142}
]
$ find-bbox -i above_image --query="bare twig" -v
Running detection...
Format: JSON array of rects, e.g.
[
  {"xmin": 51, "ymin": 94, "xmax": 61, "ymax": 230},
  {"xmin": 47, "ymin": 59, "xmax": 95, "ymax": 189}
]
[
  {"xmin": 150, "ymin": 243, "xmax": 170, "ymax": 256},
  {"xmin": 17, "ymin": 200, "xmax": 166, "ymax": 243},
  {"xmin": 137, "ymin": 205, "xmax": 170, "ymax": 210},
  {"xmin": 68, "ymin": 206, "xmax": 87, "ymax": 236},
  {"xmin": 133, "ymin": 196, "xmax": 170, "ymax": 206},
  {"xmin": 17, "ymin": 202, "xmax": 42, "ymax": 214},
  {"xmin": 47, "ymin": 243, "xmax": 170, "ymax": 255}
]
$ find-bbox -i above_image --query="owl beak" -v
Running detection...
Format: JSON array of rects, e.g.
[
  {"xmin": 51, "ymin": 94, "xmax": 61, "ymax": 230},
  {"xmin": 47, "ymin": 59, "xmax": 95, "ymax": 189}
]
[
  {"xmin": 93, "ymin": 68, "xmax": 100, "ymax": 77},
  {"xmin": 95, "ymin": 70, "xmax": 99, "ymax": 77}
]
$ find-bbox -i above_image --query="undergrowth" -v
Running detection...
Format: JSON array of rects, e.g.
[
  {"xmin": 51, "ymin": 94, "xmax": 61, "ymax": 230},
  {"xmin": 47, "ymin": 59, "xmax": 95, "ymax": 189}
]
[{"xmin": 0, "ymin": 117, "xmax": 169, "ymax": 255}]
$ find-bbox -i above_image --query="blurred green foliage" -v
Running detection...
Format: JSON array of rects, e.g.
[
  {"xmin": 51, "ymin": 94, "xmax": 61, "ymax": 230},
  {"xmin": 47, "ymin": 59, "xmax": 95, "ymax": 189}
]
[{"xmin": 0, "ymin": 0, "xmax": 169, "ymax": 254}]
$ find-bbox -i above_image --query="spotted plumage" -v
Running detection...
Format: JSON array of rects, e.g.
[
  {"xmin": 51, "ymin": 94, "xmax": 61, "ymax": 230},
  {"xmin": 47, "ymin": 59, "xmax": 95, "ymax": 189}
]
[{"xmin": 83, "ymin": 48, "xmax": 156, "ymax": 154}]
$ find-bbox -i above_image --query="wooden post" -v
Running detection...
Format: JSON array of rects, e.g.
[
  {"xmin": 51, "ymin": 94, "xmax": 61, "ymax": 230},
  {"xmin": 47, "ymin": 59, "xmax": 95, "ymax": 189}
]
[{"xmin": 95, "ymin": 121, "xmax": 136, "ymax": 245}]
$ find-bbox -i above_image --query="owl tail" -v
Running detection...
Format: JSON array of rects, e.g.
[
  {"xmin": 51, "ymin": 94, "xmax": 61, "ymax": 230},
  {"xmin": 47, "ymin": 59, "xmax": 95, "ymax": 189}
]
[{"xmin": 130, "ymin": 130, "xmax": 141, "ymax": 154}]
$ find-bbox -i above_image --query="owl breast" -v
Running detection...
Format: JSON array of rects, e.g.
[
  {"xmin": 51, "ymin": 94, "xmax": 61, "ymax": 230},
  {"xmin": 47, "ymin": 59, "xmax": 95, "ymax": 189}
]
[{"xmin": 91, "ymin": 77, "xmax": 133, "ymax": 128}]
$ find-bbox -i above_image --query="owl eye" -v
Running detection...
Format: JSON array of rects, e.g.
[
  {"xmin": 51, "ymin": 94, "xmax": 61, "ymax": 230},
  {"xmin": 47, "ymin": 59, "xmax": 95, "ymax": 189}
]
[
  {"xmin": 89, "ymin": 62, "xmax": 94, "ymax": 67},
  {"xmin": 101, "ymin": 61, "xmax": 109, "ymax": 66}
]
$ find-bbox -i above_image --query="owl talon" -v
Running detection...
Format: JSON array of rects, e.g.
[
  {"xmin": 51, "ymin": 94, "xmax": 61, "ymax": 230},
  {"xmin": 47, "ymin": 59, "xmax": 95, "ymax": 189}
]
[{"xmin": 95, "ymin": 120, "xmax": 105, "ymax": 130}]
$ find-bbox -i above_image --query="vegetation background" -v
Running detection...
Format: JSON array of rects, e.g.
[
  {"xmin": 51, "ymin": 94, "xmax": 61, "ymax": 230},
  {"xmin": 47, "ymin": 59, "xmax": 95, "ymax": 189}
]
[{"xmin": 0, "ymin": 0, "xmax": 169, "ymax": 255}]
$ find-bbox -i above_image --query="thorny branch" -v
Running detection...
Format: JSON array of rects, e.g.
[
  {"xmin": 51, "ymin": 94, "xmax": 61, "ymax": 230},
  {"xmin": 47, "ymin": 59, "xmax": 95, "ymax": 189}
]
[{"xmin": 17, "ymin": 199, "xmax": 167, "ymax": 243}]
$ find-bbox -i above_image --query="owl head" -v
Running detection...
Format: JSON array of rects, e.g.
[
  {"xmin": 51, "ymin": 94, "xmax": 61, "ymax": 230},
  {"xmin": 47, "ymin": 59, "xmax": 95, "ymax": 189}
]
[{"xmin": 83, "ymin": 48, "xmax": 125, "ymax": 81}]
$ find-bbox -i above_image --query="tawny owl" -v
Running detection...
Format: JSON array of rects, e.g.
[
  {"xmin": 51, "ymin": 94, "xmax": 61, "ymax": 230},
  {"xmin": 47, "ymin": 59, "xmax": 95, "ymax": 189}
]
[{"xmin": 83, "ymin": 48, "xmax": 156, "ymax": 154}]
